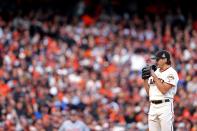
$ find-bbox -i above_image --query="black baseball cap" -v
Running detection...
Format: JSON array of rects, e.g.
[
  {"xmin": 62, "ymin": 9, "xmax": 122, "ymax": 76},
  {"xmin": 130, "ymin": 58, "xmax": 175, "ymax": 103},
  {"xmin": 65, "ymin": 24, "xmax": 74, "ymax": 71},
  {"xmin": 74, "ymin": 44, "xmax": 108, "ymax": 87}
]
[{"xmin": 152, "ymin": 50, "xmax": 171, "ymax": 61}]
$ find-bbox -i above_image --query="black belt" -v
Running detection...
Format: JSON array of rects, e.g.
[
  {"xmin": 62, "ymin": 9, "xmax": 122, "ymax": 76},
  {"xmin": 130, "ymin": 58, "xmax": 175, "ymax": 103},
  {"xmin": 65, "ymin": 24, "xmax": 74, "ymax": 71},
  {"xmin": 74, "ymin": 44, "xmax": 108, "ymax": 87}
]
[{"xmin": 151, "ymin": 99, "xmax": 170, "ymax": 104}]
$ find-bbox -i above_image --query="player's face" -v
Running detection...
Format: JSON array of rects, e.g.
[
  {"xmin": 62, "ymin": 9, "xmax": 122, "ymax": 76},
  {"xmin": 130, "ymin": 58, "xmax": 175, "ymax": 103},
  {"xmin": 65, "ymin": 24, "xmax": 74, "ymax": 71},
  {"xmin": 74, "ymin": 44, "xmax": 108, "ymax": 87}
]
[{"xmin": 156, "ymin": 58, "xmax": 165, "ymax": 68}]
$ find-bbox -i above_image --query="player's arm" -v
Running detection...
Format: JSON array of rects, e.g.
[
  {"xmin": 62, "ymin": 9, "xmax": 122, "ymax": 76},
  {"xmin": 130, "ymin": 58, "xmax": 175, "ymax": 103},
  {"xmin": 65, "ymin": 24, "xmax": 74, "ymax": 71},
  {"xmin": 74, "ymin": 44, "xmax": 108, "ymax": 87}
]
[
  {"xmin": 151, "ymin": 70, "xmax": 174, "ymax": 94},
  {"xmin": 141, "ymin": 67, "xmax": 151, "ymax": 95},
  {"xmin": 143, "ymin": 79, "xmax": 150, "ymax": 95}
]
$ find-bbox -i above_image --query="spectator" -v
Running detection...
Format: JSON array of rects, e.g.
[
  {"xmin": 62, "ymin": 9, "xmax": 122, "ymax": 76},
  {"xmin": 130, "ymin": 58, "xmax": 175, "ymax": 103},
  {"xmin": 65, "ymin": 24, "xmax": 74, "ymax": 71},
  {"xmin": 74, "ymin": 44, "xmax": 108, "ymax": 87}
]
[{"xmin": 58, "ymin": 109, "xmax": 90, "ymax": 131}]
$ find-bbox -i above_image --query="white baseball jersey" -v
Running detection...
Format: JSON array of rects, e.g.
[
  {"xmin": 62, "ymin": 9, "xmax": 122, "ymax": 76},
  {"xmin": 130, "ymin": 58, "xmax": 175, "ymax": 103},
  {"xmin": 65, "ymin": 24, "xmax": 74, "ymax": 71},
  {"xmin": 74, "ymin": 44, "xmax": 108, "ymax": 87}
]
[
  {"xmin": 148, "ymin": 67, "xmax": 179, "ymax": 100},
  {"xmin": 58, "ymin": 120, "xmax": 90, "ymax": 131}
]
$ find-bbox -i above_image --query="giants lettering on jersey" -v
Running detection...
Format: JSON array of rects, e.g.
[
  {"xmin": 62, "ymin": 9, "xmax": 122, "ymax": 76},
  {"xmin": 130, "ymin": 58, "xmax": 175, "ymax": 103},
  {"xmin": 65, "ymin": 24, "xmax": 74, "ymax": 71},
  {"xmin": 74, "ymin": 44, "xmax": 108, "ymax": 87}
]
[
  {"xmin": 150, "ymin": 78, "xmax": 155, "ymax": 84},
  {"xmin": 149, "ymin": 78, "xmax": 164, "ymax": 84}
]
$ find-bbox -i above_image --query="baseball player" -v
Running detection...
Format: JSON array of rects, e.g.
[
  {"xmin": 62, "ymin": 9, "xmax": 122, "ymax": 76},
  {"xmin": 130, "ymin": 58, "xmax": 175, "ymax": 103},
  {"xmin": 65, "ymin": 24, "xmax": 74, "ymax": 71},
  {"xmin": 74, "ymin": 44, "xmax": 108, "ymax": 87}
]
[
  {"xmin": 58, "ymin": 110, "xmax": 90, "ymax": 131},
  {"xmin": 141, "ymin": 50, "xmax": 179, "ymax": 131}
]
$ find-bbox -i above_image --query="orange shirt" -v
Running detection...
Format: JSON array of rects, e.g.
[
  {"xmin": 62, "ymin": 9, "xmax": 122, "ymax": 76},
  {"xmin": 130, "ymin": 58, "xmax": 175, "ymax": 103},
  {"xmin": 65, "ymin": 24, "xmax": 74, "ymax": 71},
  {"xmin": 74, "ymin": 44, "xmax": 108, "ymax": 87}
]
[{"xmin": 0, "ymin": 84, "xmax": 10, "ymax": 97}]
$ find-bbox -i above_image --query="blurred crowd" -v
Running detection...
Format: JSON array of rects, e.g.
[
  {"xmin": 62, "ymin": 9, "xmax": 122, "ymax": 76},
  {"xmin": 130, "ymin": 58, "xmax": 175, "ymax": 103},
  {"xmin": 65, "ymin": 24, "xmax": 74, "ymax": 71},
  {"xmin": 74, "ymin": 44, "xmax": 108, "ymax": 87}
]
[{"xmin": 0, "ymin": 7, "xmax": 196, "ymax": 131}]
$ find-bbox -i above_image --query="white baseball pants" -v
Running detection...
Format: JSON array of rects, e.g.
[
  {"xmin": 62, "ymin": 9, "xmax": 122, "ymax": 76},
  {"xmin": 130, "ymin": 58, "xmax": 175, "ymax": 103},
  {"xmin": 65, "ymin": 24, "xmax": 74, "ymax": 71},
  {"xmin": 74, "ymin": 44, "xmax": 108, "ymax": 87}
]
[{"xmin": 148, "ymin": 100, "xmax": 174, "ymax": 131}]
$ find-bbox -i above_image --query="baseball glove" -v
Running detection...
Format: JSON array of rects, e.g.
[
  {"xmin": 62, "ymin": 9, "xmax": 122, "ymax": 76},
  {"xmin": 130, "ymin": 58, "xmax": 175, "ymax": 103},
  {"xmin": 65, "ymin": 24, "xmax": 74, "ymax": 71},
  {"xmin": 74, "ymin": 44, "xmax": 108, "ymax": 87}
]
[
  {"xmin": 151, "ymin": 64, "xmax": 157, "ymax": 71},
  {"xmin": 142, "ymin": 66, "xmax": 151, "ymax": 79}
]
